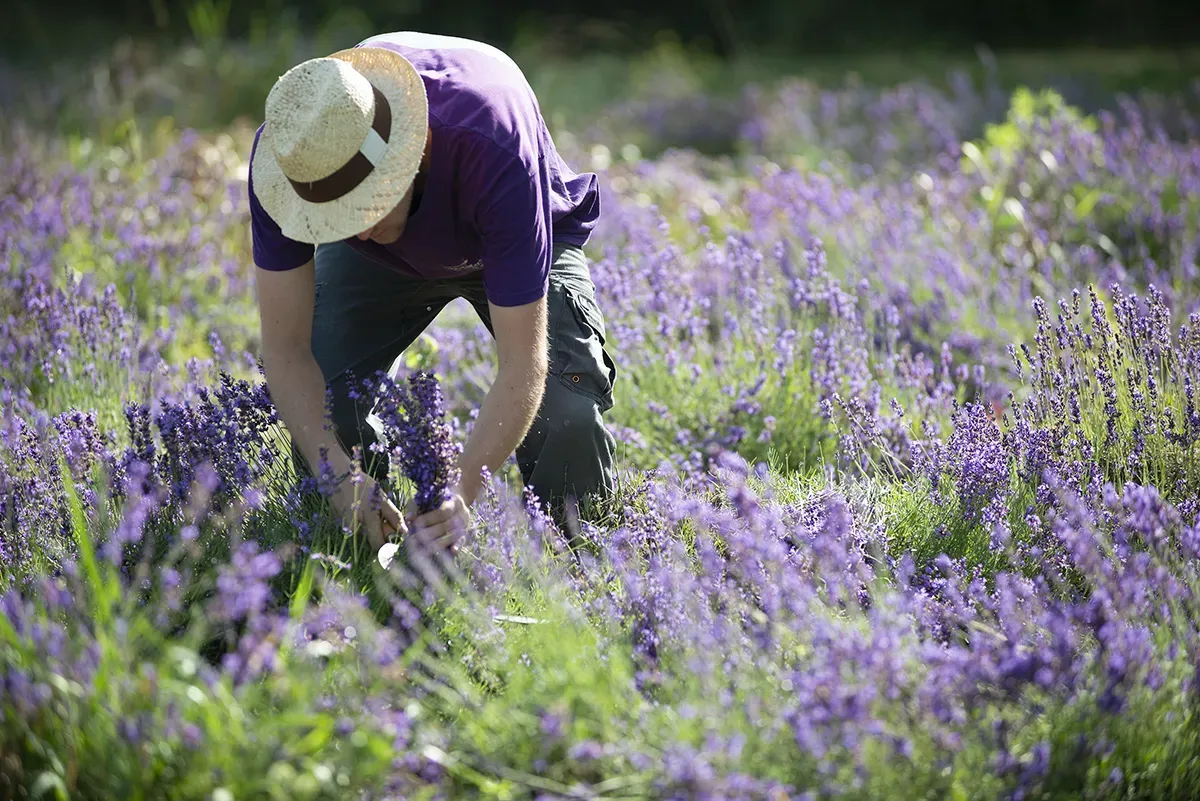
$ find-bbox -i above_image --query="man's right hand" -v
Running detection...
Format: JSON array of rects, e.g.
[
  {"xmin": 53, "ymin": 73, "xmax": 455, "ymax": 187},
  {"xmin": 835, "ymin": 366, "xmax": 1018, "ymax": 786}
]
[
  {"xmin": 329, "ymin": 474, "xmax": 407, "ymax": 552},
  {"xmin": 254, "ymin": 261, "xmax": 410, "ymax": 556},
  {"xmin": 255, "ymin": 261, "xmax": 394, "ymax": 552}
]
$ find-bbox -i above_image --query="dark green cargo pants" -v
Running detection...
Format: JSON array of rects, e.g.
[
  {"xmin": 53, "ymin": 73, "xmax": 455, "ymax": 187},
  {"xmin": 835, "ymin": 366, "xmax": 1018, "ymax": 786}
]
[{"xmin": 304, "ymin": 239, "xmax": 617, "ymax": 512}]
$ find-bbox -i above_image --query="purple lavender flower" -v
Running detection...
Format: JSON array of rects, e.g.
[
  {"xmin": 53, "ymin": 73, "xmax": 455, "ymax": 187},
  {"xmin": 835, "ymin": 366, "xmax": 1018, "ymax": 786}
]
[
  {"xmin": 374, "ymin": 370, "xmax": 463, "ymax": 514},
  {"xmin": 207, "ymin": 541, "xmax": 282, "ymax": 624}
]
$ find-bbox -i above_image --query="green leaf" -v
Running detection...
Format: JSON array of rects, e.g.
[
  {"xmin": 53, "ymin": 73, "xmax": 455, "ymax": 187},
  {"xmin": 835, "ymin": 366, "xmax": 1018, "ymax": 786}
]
[
  {"xmin": 982, "ymin": 121, "xmax": 1021, "ymax": 155},
  {"xmin": 288, "ymin": 559, "xmax": 317, "ymax": 622},
  {"xmin": 47, "ymin": 672, "xmax": 86, "ymax": 698},
  {"xmin": 59, "ymin": 459, "xmax": 112, "ymax": 625},
  {"xmin": 0, "ymin": 600, "xmax": 19, "ymax": 645},
  {"xmin": 1011, "ymin": 86, "xmax": 1036, "ymax": 122},
  {"xmin": 294, "ymin": 718, "xmax": 333, "ymax": 755},
  {"xmin": 30, "ymin": 772, "xmax": 67, "ymax": 801},
  {"xmin": 1160, "ymin": 179, "xmax": 1181, "ymax": 215},
  {"xmin": 960, "ymin": 141, "xmax": 987, "ymax": 176},
  {"xmin": 1002, "ymin": 197, "xmax": 1027, "ymax": 225},
  {"xmin": 1074, "ymin": 188, "xmax": 1102, "ymax": 219},
  {"xmin": 1097, "ymin": 234, "xmax": 1121, "ymax": 259}
]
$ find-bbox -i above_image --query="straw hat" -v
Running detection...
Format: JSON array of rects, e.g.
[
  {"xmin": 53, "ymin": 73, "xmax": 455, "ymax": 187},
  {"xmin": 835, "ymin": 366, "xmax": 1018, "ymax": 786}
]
[{"xmin": 250, "ymin": 47, "xmax": 429, "ymax": 244}]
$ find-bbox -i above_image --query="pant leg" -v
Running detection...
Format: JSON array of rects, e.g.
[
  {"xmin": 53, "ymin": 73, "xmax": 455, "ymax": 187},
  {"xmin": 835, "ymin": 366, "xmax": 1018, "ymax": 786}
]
[
  {"xmin": 464, "ymin": 243, "xmax": 618, "ymax": 513},
  {"xmin": 294, "ymin": 241, "xmax": 455, "ymax": 482}
]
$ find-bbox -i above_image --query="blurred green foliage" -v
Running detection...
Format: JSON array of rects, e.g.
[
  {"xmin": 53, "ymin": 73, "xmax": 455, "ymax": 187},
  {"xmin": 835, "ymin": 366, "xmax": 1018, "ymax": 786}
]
[
  {"xmin": 5, "ymin": 12, "xmax": 1199, "ymax": 156},
  {"xmin": 6, "ymin": 0, "xmax": 1200, "ymax": 65}
]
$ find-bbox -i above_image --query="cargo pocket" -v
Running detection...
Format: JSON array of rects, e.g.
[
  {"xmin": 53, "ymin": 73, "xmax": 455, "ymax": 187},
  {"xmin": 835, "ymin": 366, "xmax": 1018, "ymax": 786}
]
[{"xmin": 553, "ymin": 281, "xmax": 616, "ymax": 412}]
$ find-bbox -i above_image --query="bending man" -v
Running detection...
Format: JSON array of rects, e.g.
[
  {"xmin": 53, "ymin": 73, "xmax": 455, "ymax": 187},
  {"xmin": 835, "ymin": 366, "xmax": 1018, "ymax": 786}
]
[{"xmin": 247, "ymin": 31, "xmax": 617, "ymax": 556}]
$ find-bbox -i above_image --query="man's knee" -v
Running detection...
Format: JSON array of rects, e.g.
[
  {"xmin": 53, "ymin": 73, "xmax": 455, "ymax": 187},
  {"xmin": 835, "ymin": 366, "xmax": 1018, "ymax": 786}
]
[
  {"xmin": 542, "ymin": 382, "xmax": 605, "ymax": 440},
  {"xmin": 525, "ymin": 382, "xmax": 615, "ymax": 507}
]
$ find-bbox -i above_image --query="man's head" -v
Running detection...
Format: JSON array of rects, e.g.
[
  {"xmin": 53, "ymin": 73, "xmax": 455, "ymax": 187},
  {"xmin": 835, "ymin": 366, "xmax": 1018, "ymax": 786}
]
[{"xmin": 250, "ymin": 46, "xmax": 429, "ymax": 246}]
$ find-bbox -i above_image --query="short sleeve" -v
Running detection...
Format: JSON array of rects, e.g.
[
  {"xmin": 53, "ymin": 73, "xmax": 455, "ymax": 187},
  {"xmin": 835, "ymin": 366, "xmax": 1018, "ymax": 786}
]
[
  {"xmin": 247, "ymin": 125, "xmax": 316, "ymax": 271},
  {"xmin": 466, "ymin": 135, "xmax": 550, "ymax": 308}
]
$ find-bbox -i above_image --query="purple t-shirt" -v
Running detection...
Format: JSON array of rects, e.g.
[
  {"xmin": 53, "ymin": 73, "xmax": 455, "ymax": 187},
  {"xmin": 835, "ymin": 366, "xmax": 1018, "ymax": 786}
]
[{"xmin": 247, "ymin": 32, "xmax": 600, "ymax": 307}]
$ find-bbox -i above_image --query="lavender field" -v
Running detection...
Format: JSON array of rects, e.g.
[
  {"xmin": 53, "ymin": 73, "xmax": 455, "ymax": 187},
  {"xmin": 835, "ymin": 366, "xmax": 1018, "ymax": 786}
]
[{"xmin": 3, "ymin": 38, "xmax": 1200, "ymax": 800}]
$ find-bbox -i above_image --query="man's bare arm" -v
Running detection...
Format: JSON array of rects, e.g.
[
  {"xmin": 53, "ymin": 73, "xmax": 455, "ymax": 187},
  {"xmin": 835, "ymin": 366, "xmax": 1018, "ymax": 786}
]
[
  {"xmin": 456, "ymin": 294, "xmax": 549, "ymax": 505},
  {"xmin": 254, "ymin": 261, "xmax": 355, "ymax": 481}
]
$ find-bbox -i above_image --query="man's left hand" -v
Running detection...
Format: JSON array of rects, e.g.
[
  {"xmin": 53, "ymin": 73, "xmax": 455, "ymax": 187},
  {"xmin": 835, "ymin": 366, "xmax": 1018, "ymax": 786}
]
[{"xmin": 406, "ymin": 492, "xmax": 470, "ymax": 554}]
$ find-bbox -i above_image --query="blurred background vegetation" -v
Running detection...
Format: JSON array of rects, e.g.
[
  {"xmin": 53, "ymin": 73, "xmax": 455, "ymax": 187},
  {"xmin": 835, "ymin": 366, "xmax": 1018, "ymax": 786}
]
[
  {"xmin": 8, "ymin": 0, "xmax": 1200, "ymax": 59},
  {"xmin": 4, "ymin": 0, "xmax": 1199, "ymax": 141}
]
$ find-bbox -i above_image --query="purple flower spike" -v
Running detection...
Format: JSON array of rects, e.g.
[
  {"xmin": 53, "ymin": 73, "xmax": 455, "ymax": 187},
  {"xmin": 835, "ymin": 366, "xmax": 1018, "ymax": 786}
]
[{"xmin": 374, "ymin": 371, "xmax": 463, "ymax": 515}]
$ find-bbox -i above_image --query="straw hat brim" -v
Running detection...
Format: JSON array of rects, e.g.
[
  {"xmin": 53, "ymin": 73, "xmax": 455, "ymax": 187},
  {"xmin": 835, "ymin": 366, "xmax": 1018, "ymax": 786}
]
[{"xmin": 250, "ymin": 46, "xmax": 428, "ymax": 245}]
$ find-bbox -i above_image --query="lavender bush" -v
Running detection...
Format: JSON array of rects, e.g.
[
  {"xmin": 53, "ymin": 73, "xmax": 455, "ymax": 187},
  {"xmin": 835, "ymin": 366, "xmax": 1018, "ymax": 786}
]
[
  {"xmin": 372, "ymin": 370, "xmax": 464, "ymax": 515},
  {"xmin": 3, "ymin": 38, "xmax": 1200, "ymax": 800}
]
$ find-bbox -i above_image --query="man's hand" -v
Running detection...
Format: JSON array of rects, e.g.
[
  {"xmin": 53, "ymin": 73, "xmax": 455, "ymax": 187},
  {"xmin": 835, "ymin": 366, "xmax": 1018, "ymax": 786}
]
[
  {"xmin": 330, "ymin": 475, "xmax": 407, "ymax": 551},
  {"xmin": 256, "ymin": 260, "xmax": 402, "ymax": 549},
  {"xmin": 405, "ymin": 492, "xmax": 470, "ymax": 555}
]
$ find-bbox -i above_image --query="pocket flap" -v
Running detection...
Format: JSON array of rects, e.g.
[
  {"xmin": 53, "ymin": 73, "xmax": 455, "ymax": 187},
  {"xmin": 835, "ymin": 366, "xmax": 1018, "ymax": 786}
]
[{"xmin": 563, "ymin": 284, "xmax": 608, "ymax": 344}]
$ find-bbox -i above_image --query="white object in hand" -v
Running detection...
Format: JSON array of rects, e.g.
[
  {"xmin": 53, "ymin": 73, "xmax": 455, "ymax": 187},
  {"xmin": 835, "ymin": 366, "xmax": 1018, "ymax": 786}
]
[{"xmin": 377, "ymin": 541, "xmax": 400, "ymax": 569}]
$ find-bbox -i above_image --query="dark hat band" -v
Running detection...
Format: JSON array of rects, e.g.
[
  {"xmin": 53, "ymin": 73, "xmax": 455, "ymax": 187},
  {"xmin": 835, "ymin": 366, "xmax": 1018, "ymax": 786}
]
[{"xmin": 287, "ymin": 83, "xmax": 392, "ymax": 204}]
